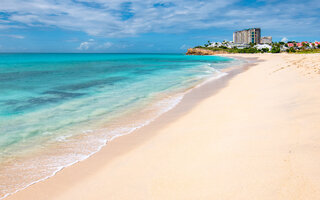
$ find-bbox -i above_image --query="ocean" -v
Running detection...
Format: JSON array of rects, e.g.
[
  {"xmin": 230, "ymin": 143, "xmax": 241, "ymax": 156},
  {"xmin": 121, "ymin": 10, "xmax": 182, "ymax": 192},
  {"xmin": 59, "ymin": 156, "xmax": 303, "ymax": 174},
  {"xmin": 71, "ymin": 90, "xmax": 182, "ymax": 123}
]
[{"xmin": 0, "ymin": 53, "xmax": 237, "ymax": 199}]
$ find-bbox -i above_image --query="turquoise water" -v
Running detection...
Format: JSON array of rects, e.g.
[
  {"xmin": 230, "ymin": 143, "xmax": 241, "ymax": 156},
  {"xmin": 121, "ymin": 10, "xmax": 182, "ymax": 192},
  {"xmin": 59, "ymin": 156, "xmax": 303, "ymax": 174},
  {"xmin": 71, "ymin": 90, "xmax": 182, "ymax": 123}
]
[{"xmin": 0, "ymin": 53, "xmax": 235, "ymax": 198}]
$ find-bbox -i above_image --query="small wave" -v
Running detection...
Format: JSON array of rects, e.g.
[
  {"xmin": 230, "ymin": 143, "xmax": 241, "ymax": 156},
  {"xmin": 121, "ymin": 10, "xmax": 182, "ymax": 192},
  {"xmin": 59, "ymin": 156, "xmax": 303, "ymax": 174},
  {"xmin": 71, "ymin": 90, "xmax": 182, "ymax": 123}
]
[{"xmin": 0, "ymin": 59, "xmax": 238, "ymax": 200}]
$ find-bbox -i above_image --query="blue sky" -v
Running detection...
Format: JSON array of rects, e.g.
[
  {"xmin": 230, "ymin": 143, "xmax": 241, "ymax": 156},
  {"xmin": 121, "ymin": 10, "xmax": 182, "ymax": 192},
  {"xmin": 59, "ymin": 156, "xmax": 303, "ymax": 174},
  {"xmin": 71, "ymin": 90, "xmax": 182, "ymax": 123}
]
[{"xmin": 0, "ymin": 0, "xmax": 319, "ymax": 53}]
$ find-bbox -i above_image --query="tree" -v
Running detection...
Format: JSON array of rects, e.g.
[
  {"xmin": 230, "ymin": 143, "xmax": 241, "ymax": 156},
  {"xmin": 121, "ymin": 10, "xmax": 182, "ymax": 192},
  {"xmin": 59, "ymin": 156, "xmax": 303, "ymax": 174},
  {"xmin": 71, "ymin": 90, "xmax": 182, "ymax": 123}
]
[
  {"xmin": 271, "ymin": 47, "xmax": 280, "ymax": 53},
  {"xmin": 311, "ymin": 43, "xmax": 315, "ymax": 48},
  {"xmin": 286, "ymin": 47, "xmax": 296, "ymax": 53},
  {"xmin": 204, "ymin": 40, "xmax": 211, "ymax": 47},
  {"xmin": 271, "ymin": 42, "xmax": 279, "ymax": 49}
]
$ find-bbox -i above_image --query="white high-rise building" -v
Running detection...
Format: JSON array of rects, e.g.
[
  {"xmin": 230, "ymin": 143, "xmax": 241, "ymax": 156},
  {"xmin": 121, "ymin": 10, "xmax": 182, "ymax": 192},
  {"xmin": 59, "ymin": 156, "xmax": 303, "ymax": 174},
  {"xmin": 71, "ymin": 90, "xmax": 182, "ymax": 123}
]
[{"xmin": 233, "ymin": 28, "xmax": 261, "ymax": 44}]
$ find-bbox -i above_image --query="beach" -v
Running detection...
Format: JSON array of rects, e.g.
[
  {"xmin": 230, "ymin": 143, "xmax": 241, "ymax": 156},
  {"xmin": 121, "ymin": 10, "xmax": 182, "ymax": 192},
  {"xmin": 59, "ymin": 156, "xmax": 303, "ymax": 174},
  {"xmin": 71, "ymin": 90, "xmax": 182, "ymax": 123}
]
[{"xmin": 6, "ymin": 53, "xmax": 320, "ymax": 200}]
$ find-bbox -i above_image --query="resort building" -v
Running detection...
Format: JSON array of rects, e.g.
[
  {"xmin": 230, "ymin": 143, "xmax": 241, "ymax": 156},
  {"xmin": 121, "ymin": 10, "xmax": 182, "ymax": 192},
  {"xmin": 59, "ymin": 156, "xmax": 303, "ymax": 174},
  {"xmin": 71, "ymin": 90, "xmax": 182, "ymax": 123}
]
[
  {"xmin": 208, "ymin": 41, "xmax": 250, "ymax": 49},
  {"xmin": 260, "ymin": 36, "xmax": 272, "ymax": 44},
  {"xmin": 287, "ymin": 43, "xmax": 294, "ymax": 47},
  {"xmin": 254, "ymin": 44, "xmax": 272, "ymax": 51},
  {"xmin": 297, "ymin": 42, "xmax": 303, "ymax": 47},
  {"xmin": 233, "ymin": 28, "xmax": 261, "ymax": 44}
]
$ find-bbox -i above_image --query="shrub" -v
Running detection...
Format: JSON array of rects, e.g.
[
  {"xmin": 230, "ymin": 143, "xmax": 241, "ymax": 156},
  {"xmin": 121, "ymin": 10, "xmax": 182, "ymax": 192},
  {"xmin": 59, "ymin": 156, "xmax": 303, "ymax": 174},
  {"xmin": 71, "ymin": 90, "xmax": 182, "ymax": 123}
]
[
  {"xmin": 302, "ymin": 42, "xmax": 309, "ymax": 47},
  {"xmin": 286, "ymin": 47, "xmax": 296, "ymax": 53},
  {"xmin": 271, "ymin": 47, "xmax": 280, "ymax": 53}
]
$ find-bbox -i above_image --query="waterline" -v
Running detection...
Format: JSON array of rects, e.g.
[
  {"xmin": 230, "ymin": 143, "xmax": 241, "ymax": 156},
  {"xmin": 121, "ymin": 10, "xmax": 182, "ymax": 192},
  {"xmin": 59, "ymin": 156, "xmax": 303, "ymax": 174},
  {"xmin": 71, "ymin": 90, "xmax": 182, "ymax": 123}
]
[{"xmin": 0, "ymin": 54, "xmax": 239, "ymax": 199}]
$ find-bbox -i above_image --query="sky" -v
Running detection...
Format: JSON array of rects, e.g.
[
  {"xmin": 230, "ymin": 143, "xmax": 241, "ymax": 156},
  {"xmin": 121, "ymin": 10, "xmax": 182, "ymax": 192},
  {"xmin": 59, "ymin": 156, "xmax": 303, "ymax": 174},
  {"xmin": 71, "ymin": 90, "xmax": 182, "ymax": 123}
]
[{"xmin": 0, "ymin": 0, "xmax": 319, "ymax": 53}]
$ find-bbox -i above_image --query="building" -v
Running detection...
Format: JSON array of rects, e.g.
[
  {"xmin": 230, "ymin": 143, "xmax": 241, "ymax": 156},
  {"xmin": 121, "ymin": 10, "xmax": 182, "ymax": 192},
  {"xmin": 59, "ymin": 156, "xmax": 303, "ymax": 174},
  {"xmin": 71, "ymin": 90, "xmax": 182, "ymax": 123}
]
[
  {"xmin": 208, "ymin": 42, "xmax": 222, "ymax": 48},
  {"xmin": 254, "ymin": 44, "xmax": 272, "ymax": 51},
  {"xmin": 260, "ymin": 36, "xmax": 272, "ymax": 44},
  {"xmin": 287, "ymin": 43, "xmax": 294, "ymax": 47},
  {"xmin": 231, "ymin": 43, "xmax": 251, "ymax": 49},
  {"xmin": 233, "ymin": 28, "xmax": 261, "ymax": 44}
]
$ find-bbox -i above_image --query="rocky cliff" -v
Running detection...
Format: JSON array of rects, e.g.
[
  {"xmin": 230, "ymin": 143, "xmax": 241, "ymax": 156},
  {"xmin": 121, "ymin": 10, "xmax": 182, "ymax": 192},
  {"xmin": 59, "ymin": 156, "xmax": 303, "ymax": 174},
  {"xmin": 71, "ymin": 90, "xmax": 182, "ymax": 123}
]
[{"xmin": 186, "ymin": 48, "xmax": 229, "ymax": 55}]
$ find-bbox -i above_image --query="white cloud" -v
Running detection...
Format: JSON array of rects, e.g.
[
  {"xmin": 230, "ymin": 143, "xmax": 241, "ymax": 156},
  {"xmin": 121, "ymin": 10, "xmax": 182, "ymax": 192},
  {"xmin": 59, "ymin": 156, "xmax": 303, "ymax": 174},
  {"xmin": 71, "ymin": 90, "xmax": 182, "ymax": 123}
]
[
  {"xmin": 11, "ymin": 35, "xmax": 24, "ymax": 39},
  {"xmin": 0, "ymin": 24, "xmax": 23, "ymax": 29},
  {"xmin": 100, "ymin": 42, "xmax": 112, "ymax": 49},
  {"xmin": 78, "ymin": 39, "xmax": 95, "ymax": 50},
  {"xmin": 78, "ymin": 41, "xmax": 91, "ymax": 50},
  {"xmin": 77, "ymin": 39, "xmax": 112, "ymax": 50},
  {"xmin": 281, "ymin": 37, "xmax": 288, "ymax": 43},
  {"xmin": 0, "ymin": 0, "xmax": 319, "ymax": 38},
  {"xmin": 0, "ymin": 34, "xmax": 25, "ymax": 39},
  {"xmin": 0, "ymin": 0, "xmax": 237, "ymax": 37}
]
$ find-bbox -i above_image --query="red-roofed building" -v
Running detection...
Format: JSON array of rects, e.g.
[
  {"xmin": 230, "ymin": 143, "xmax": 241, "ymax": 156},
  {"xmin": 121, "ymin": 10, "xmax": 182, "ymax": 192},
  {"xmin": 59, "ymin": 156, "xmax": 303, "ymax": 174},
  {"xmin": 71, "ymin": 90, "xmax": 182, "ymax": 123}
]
[
  {"xmin": 287, "ymin": 43, "xmax": 294, "ymax": 47},
  {"xmin": 296, "ymin": 42, "xmax": 303, "ymax": 47}
]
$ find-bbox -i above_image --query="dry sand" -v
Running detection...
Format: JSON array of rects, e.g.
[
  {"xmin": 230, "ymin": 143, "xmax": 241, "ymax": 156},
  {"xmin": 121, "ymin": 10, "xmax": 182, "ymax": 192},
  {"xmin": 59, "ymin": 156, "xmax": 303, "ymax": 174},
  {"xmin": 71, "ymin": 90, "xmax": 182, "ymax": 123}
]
[{"xmin": 7, "ymin": 53, "xmax": 320, "ymax": 200}]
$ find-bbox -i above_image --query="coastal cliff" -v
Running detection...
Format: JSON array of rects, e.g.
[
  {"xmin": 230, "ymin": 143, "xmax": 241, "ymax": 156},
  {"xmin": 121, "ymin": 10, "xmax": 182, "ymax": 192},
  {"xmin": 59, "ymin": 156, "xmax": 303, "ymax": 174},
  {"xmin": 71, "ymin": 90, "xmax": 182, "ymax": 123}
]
[{"xmin": 186, "ymin": 48, "xmax": 229, "ymax": 55}]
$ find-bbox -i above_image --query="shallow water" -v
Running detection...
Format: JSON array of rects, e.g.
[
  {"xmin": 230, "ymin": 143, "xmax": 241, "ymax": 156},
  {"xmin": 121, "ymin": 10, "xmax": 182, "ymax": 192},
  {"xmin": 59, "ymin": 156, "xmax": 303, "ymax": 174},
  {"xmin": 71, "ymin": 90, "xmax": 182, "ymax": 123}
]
[{"xmin": 0, "ymin": 53, "xmax": 236, "ymax": 199}]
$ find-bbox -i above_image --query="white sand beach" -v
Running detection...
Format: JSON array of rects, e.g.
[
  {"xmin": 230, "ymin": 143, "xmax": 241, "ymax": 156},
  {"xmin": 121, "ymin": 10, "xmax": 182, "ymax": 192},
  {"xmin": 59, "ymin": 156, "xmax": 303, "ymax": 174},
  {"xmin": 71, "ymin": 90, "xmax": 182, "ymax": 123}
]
[{"xmin": 7, "ymin": 53, "xmax": 320, "ymax": 200}]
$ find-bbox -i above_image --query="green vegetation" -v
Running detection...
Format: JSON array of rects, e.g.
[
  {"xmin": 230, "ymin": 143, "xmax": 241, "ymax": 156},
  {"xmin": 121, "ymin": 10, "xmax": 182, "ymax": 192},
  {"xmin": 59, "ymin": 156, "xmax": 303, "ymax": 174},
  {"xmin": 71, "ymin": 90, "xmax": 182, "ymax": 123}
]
[
  {"xmin": 293, "ymin": 49, "xmax": 320, "ymax": 54},
  {"xmin": 286, "ymin": 47, "xmax": 296, "ymax": 53},
  {"xmin": 195, "ymin": 46, "xmax": 264, "ymax": 54},
  {"xmin": 193, "ymin": 40, "xmax": 320, "ymax": 54},
  {"xmin": 204, "ymin": 40, "xmax": 211, "ymax": 47},
  {"xmin": 303, "ymin": 42, "xmax": 309, "ymax": 47},
  {"xmin": 271, "ymin": 46, "xmax": 280, "ymax": 53}
]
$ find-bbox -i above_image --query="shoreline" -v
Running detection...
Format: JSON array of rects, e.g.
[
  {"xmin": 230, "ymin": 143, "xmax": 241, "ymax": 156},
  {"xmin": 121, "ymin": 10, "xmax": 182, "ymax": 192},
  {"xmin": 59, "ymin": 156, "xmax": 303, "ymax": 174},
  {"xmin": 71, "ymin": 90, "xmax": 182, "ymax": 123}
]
[
  {"xmin": 2, "ymin": 56, "xmax": 248, "ymax": 200},
  {"xmin": 7, "ymin": 53, "xmax": 320, "ymax": 199}
]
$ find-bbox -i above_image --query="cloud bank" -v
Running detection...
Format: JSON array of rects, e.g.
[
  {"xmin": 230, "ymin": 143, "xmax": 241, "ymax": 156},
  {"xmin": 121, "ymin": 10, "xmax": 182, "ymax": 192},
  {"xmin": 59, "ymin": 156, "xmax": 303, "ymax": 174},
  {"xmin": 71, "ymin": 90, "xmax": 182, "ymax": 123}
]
[{"xmin": 0, "ymin": 0, "xmax": 319, "ymax": 38}]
